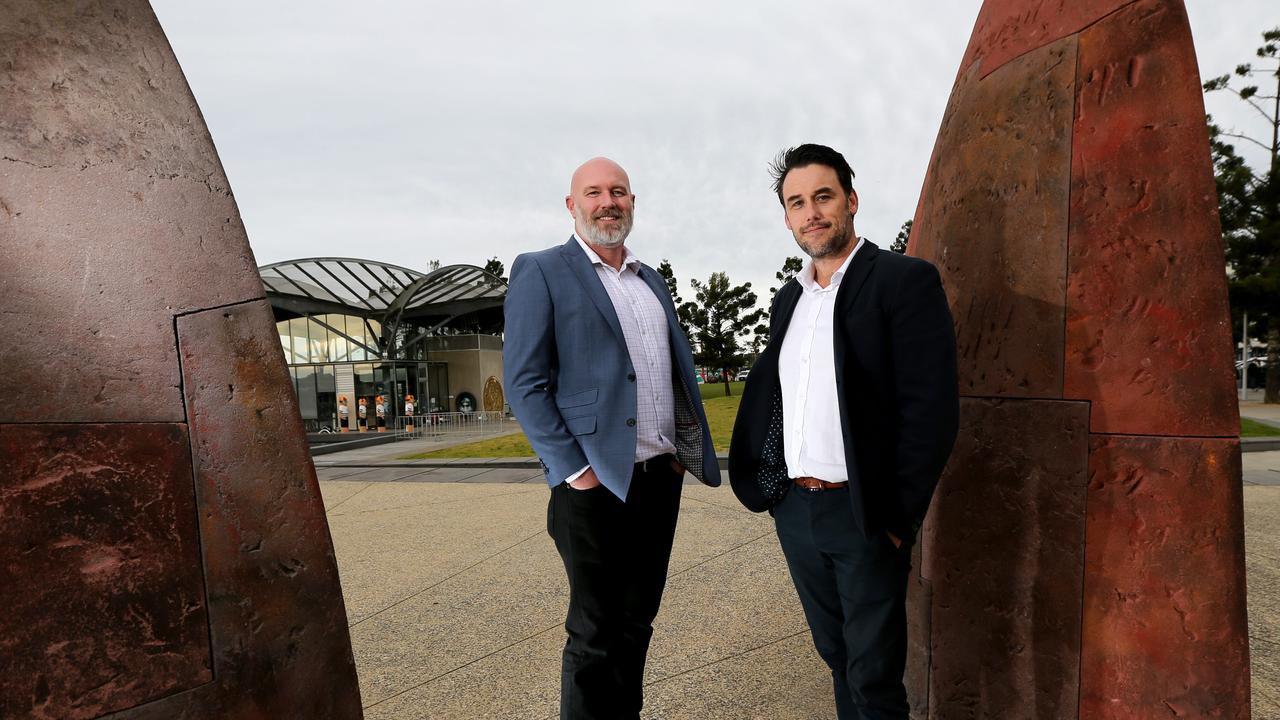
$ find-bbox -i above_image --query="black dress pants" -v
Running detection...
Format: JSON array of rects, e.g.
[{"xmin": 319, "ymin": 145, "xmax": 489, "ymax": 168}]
[
  {"xmin": 547, "ymin": 460, "xmax": 683, "ymax": 720},
  {"xmin": 773, "ymin": 485, "xmax": 913, "ymax": 720}
]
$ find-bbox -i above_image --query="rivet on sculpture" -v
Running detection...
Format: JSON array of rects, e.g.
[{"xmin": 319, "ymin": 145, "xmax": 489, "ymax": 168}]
[
  {"xmin": 0, "ymin": 2, "xmax": 363, "ymax": 718},
  {"xmin": 906, "ymin": 0, "xmax": 1250, "ymax": 718}
]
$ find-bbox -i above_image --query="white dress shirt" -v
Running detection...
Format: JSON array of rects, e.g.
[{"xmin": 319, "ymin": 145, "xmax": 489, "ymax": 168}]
[
  {"xmin": 564, "ymin": 236, "xmax": 676, "ymax": 484},
  {"xmin": 777, "ymin": 238, "xmax": 865, "ymax": 482}
]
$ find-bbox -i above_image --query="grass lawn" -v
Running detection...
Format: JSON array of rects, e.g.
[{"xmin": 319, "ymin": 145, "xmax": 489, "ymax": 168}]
[
  {"xmin": 699, "ymin": 381, "xmax": 745, "ymax": 402},
  {"xmin": 406, "ymin": 393, "xmax": 1278, "ymax": 458},
  {"xmin": 1241, "ymin": 417, "xmax": 1280, "ymax": 437},
  {"xmin": 400, "ymin": 391, "xmax": 744, "ymax": 459}
]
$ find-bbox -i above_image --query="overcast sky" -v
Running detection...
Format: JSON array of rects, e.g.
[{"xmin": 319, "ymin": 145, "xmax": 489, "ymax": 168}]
[{"xmin": 151, "ymin": 1, "xmax": 1277, "ymax": 310}]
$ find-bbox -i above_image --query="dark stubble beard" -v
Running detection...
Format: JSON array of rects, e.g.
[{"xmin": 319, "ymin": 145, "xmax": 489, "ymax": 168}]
[{"xmin": 794, "ymin": 212, "xmax": 856, "ymax": 259}]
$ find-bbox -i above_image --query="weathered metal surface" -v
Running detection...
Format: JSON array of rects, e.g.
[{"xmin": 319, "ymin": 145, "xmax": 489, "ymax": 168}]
[
  {"xmin": 910, "ymin": 1, "xmax": 1246, "ymax": 716},
  {"xmin": 0, "ymin": 0, "xmax": 263, "ymax": 424},
  {"xmin": 1065, "ymin": 0, "xmax": 1238, "ymax": 437},
  {"xmin": 958, "ymin": 0, "xmax": 1134, "ymax": 80},
  {"xmin": 101, "ymin": 301, "xmax": 364, "ymax": 720},
  {"xmin": 0, "ymin": 2, "xmax": 362, "ymax": 717},
  {"xmin": 922, "ymin": 398, "xmax": 1089, "ymax": 719},
  {"xmin": 0, "ymin": 424, "xmax": 211, "ymax": 720},
  {"xmin": 1080, "ymin": 436, "xmax": 1249, "ymax": 719},
  {"xmin": 910, "ymin": 38, "xmax": 1075, "ymax": 398},
  {"xmin": 904, "ymin": 575, "xmax": 931, "ymax": 720}
]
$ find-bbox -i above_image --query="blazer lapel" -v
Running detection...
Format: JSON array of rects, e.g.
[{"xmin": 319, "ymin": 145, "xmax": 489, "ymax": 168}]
[
  {"xmin": 835, "ymin": 239, "xmax": 879, "ymax": 313},
  {"xmin": 766, "ymin": 281, "xmax": 803, "ymax": 354},
  {"xmin": 559, "ymin": 237, "xmax": 627, "ymax": 348}
]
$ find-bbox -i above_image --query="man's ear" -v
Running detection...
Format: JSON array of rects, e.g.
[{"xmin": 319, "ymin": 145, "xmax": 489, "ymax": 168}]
[
  {"xmin": 565, "ymin": 195, "xmax": 575, "ymax": 215},
  {"xmin": 847, "ymin": 189, "xmax": 859, "ymax": 217},
  {"xmin": 783, "ymin": 211, "xmax": 793, "ymax": 232}
]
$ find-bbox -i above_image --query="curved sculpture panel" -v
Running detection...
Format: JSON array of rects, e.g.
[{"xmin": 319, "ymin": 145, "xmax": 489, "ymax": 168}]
[
  {"xmin": 0, "ymin": 2, "xmax": 362, "ymax": 718},
  {"xmin": 908, "ymin": 0, "xmax": 1249, "ymax": 717}
]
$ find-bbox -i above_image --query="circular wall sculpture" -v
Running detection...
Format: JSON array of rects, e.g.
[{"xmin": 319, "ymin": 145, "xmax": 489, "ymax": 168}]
[{"xmin": 483, "ymin": 376, "xmax": 505, "ymax": 412}]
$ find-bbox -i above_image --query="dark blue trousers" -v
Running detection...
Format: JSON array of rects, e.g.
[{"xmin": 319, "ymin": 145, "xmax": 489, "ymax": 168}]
[
  {"xmin": 773, "ymin": 485, "xmax": 912, "ymax": 720},
  {"xmin": 547, "ymin": 462, "xmax": 683, "ymax": 720}
]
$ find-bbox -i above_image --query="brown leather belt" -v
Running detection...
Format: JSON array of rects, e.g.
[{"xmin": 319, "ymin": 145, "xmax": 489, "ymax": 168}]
[{"xmin": 794, "ymin": 476, "xmax": 848, "ymax": 492}]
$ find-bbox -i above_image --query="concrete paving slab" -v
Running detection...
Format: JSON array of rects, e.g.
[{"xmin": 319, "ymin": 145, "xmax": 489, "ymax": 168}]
[
  {"xmin": 644, "ymin": 632, "xmax": 832, "ymax": 720},
  {"xmin": 350, "ymin": 533, "xmax": 564, "ymax": 709},
  {"xmin": 318, "ymin": 473, "xmax": 1279, "ymax": 719},
  {"xmin": 323, "ymin": 484, "xmax": 545, "ymax": 624},
  {"xmin": 321, "ymin": 480, "xmax": 380, "ymax": 512},
  {"xmin": 1246, "ymin": 486, "xmax": 1280, "ymax": 719},
  {"xmin": 1245, "ymin": 451, "xmax": 1280, "ymax": 487}
]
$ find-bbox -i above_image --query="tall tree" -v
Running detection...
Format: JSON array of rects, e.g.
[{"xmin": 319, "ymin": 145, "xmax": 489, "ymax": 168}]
[
  {"xmin": 891, "ymin": 219, "xmax": 912, "ymax": 254},
  {"xmin": 484, "ymin": 256, "xmax": 506, "ymax": 281},
  {"xmin": 749, "ymin": 255, "xmax": 805, "ymax": 354},
  {"xmin": 685, "ymin": 272, "xmax": 766, "ymax": 396},
  {"xmin": 770, "ymin": 256, "xmax": 805, "ymax": 298},
  {"xmin": 656, "ymin": 258, "xmax": 695, "ymax": 338},
  {"xmin": 1205, "ymin": 26, "xmax": 1280, "ymax": 401}
]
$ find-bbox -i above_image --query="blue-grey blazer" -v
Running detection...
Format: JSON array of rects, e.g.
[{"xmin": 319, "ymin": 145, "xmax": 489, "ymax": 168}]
[{"xmin": 503, "ymin": 237, "xmax": 722, "ymax": 500}]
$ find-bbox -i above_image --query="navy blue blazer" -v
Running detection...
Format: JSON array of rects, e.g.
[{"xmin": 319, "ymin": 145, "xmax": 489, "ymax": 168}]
[
  {"xmin": 503, "ymin": 237, "xmax": 722, "ymax": 500},
  {"xmin": 729, "ymin": 240, "xmax": 959, "ymax": 542}
]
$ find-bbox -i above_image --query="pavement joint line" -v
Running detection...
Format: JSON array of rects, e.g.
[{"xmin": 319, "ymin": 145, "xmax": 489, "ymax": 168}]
[
  {"xmin": 324, "ymin": 482, "xmax": 378, "ymax": 514},
  {"xmin": 331, "ymin": 487, "xmax": 542, "ymax": 517},
  {"xmin": 348, "ymin": 529, "xmax": 544, "ymax": 628},
  {"xmin": 352, "ymin": 519, "xmax": 777, "ymax": 710},
  {"xmin": 665, "ymin": 531, "xmax": 775, "ymax": 583},
  {"xmin": 642, "ymin": 628, "xmax": 812, "ymax": 689},
  {"xmin": 680, "ymin": 492, "xmax": 759, "ymax": 516},
  {"xmin": 361, "ymin": 621, "xmax": 562, "ymax": 711},
  {"xmin": 1254, "ymin": 682, "xmax": 1280, "ymax": 712},
  {"xmin": 317, "ymin": 467, "xmax": 386, "ymax": 482},
  {"xmin": 1250, "ymin": 636, "xmax": 1280, "ymax": 652}
]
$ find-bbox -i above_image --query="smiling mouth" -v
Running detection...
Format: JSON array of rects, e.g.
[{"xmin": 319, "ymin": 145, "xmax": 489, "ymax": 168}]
[{"xmin": 802, "ymin": 224, "xmax": 829, "ymax": 234}]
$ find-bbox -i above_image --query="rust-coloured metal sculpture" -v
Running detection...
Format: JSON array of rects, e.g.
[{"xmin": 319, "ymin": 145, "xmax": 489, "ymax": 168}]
[
  {"xmin": 907, "ymin": 0, "xmax": 1249, "ymax": 718},
  {"xmin": 0, "ymin": 2, "xmax": 362, "ymax": 718}
]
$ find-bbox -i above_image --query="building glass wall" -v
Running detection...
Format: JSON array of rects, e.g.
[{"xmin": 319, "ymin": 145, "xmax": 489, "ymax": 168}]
[{"xmin": 277, "ymin": 314, "xmax": 476, "ymax": 431}]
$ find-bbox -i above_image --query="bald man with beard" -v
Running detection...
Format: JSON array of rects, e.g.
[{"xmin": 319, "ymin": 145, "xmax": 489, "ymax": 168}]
[{"xmin": 503, "ymin": 158, "xmax": 721, "ymax": 719}]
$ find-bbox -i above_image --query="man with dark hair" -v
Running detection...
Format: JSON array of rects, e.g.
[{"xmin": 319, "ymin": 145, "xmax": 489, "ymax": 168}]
[
  {"xmin": 730, "ymin": 143, "xmax": 959, "ymax": 719},
  {"xmin": 504, "ymin": 157, "xmax": 721, "ymax": 719}
]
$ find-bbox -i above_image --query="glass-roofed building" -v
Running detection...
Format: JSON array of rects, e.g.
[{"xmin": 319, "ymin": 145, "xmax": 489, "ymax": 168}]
[{"xmin": 259, "ymin": 257, "xmax": 507, "ymax": 432}]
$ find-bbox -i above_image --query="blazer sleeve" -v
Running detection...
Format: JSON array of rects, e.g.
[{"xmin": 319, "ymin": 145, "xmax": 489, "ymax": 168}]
[
  {"xmin": 888, "ymin": 259, "xmax": 959, "ymax": 539},
  {"xmin": 502, "ymin": 254, "xmax": 590, "ymax": 482}
]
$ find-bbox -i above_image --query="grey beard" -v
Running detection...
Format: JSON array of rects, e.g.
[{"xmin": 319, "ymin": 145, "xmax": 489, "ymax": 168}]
[{"xmin": 576, "ymin": 213, "xmax": 632, "ymax": 248}]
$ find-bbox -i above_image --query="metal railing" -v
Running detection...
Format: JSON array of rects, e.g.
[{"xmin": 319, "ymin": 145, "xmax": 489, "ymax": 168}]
[{"xmin": 394, "ymin": 411, "xmax": 517, "ymax": 440}]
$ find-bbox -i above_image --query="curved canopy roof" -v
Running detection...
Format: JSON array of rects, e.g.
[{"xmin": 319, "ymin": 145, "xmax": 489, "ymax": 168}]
[{"xmin": 258, "ymin": 258, "xmax": 507, "ymax": 324}]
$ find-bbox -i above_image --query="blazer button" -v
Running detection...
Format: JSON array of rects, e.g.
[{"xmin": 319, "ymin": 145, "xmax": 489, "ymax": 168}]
[
  {"xmin": 626, "ymin": 418, "xmax": 636, "ymax": 427},
  {"xmin": 627, "ymin": 373, "xmax": 636, "ymax": 382}
]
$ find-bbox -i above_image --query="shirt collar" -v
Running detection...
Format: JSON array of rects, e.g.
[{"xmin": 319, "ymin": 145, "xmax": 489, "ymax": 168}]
[
  {"xmin": 574, "ymin": 234, "xmax": 641, "ymax": 273},
  {"xmin": 796, "ymin": 237, "xmax": 864, "ymax": 293}
]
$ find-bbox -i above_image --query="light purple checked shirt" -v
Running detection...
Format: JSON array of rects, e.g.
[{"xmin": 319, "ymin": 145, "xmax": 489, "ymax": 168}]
[{"xmin": 563, "ymin": 235, "xmax": 677, "ymax": 485}]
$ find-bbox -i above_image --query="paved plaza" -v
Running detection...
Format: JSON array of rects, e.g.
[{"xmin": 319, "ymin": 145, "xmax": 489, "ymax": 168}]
[{"xmin": 314, "ymin": 429, "xmax": 1280, "ymax": 719}]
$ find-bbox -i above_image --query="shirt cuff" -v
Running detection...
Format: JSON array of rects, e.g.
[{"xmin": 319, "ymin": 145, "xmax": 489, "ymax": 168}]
[{"xmin": 563, "ymin": 465, "xmax": 590, "ymax": 486}]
